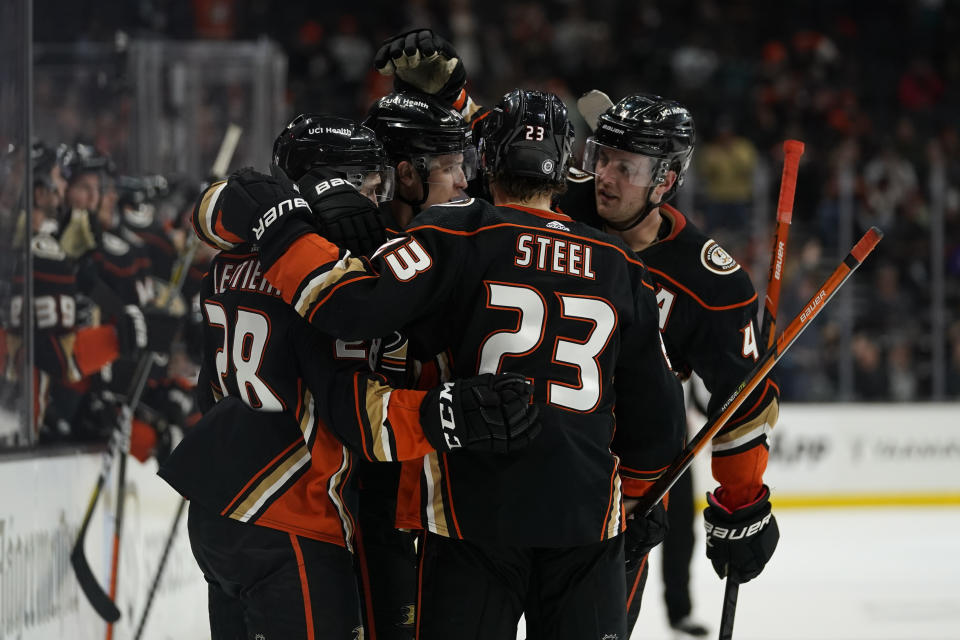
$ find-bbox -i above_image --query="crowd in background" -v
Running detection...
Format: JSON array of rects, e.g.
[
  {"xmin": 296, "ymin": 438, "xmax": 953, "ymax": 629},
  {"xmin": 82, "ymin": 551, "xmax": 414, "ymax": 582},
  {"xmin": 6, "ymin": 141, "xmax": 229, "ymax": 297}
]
[{"xmin": 20, "ymin": 0, "xmax": 960, "ymax": 406}]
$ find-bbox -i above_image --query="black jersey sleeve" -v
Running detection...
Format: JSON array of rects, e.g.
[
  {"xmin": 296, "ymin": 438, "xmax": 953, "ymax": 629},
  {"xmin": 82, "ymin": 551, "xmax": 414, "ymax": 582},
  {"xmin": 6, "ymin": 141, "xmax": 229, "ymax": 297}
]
[
  {"xmin": 261, "ymin": 209, "xmax": 469, "ymax": 341},
  {"xmin": 610, "ymin": 266, "xmax": 685, "ymax": 499}
]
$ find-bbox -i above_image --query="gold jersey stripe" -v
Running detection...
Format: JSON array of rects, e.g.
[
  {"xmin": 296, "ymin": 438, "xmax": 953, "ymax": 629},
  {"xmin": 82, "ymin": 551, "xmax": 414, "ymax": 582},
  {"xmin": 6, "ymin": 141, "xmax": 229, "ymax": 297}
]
[
  {"xmin": 423, "ymin": 452, "xmax": 450, "ymax": 537},
  {"xmin": 293, "ymin": 255, "xmax": 369, "ymax": 317},
  {"xmin": 229, "ymin": 444, "xmax": 310, "ymax": 522}
]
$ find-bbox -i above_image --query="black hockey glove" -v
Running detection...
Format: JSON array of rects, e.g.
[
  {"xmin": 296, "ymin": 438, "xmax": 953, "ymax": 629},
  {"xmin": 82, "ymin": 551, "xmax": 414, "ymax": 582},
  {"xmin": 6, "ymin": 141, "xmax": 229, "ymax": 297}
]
[
  {"xmin": 624, "ymin": 499, "xmax": 669, "ymax": 571},
  {"xmin": 296, "ymin": 168, "xmax": 388, "ymax": 257},
  {"xmin": 115, "ymin": 306, "xmax": 183, "ymax": 357},
  {"xmin": 421, "ymin": 373, "xmax": 541, "ymax": 454},
  {"xmin": 194, "ymin": 167, "xmax": 313, "ymax": 254},
  {"xmin": 374, "ymin": 29, "xmax": 467, "ymax": 104},
  {"xmin": 703, "ymin": 485, "xmax": 779, "ymax": 583},
  {"xmin": 116, "ymin": 305, "xmax": 148, "ymax": 356}
]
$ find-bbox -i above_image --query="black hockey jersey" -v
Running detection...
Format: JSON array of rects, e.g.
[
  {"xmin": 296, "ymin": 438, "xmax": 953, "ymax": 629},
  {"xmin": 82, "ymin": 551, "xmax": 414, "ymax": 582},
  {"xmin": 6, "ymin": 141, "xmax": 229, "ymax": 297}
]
[
  {"xmin": 262, "ymin": 198, "xmax": 685, "ymax": 547},
  {"xmin": 159, "ymin": 249, "xmax": 442, "ymax": 549},
  {"xmin": 558, "ymin": 177, "xmax": 779, "ymax": 509}
]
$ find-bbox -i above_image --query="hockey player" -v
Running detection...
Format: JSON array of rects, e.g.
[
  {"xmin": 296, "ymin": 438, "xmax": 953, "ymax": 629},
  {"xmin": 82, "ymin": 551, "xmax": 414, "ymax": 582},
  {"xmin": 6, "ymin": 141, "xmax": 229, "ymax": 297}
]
[
  {"xmin": 4, "ymin": 143, "xmax": 162, "ymax": 442},
  {"xmin": 358, "ymin": 91, "xmax": 477, "ymax": 639},
  {"xmin": 371, "ymin": 31, "xmax": 781, "ymax": 635},
  {"xmin": 559, "ymin": 95, "xmax": 780, "ymax": 632},
  {"xmin": 195, "ymin": 89, "xmax": 685, "ymax": 640},
  {"xmin": 163, "ymin": 114, "xmax": 540, "ymax": 640},
  {"xmin": 364, "ymin": 91, "xmax": 477, "ymax": 229}
]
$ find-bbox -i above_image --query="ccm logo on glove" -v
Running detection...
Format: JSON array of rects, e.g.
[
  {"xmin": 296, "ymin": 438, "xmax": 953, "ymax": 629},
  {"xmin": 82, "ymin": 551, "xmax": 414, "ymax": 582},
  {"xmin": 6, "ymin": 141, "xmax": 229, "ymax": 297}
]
[
  {"xmin": 704, "ymin": 512, "xmax": 773, "ymax": 541},
  {"xmin": 253, "ymin": 197, "xmax": 310, "ymax": 240},
  {"xmin": 438, "ymin": 382, "xmax": 461, "ymax": 449}
]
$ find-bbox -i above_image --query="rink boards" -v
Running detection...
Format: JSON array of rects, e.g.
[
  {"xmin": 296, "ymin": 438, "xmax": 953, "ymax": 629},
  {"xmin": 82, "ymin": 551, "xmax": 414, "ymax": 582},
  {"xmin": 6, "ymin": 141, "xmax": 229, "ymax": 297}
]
[
  {"xmin": 693, "ymin": 402, "xmax": 960, "ymax": 508},
  {"xmin": 0, "ymin": 451, "xmax": 208, "ymax": 640},
  {"xmin": 0, "ymin": 403, "xmax": 958, "ymax": 638}
]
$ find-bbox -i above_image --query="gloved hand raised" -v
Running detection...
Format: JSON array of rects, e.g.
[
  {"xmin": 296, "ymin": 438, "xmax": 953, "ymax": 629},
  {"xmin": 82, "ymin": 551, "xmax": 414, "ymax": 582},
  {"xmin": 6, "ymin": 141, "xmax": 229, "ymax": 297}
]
[
  {"xmin": 374, "ymin": 29, "xmax": 466, "ymax": 104},
  {"xmin": 422, "ymin": 372, "xmax": 541, "ymax": 454},
  {"xmin": 703, "ymin": 484, "xmax": 779, "ymax": 583}
]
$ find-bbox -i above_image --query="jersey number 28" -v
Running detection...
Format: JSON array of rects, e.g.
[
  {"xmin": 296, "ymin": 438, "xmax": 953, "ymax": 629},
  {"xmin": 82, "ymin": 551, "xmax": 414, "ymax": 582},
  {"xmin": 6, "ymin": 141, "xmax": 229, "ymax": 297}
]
[{"xmin": 204, "ymin": 302, "xmax": 284, "ymax": 411}]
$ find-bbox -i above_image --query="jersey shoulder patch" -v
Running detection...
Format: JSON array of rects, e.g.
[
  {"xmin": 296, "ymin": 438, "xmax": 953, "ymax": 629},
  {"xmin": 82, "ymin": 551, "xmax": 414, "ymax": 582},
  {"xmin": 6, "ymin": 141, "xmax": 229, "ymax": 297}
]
[
  {"xmin": 643, "ymin": 219, "xmax": 755, "ymax": 309},
  {"xmin": 699, "ymin": 239, "xmax": 740, "ymax": 275}
]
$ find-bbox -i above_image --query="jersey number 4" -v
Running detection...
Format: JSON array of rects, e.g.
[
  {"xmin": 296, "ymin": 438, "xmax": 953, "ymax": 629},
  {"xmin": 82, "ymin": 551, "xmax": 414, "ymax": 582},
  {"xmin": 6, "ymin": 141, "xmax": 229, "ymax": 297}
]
[
  {"xmin": 478, "ymin": 282, "xmax": 616, "ymax": 412},
  {"xmin": 204, "ymin": 302, "xmax": 283, "ymax": 410}
]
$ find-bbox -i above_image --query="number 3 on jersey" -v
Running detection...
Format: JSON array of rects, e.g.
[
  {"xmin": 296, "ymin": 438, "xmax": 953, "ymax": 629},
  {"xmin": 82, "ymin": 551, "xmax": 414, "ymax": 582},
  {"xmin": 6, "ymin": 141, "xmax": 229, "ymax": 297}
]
[
  {"xmin": 478, "ymin": 282, "xmax": 616, "ymax": 412},
  {"xmin": 204, "ymin": 302, "xmax": 283, "ymax": 410}
]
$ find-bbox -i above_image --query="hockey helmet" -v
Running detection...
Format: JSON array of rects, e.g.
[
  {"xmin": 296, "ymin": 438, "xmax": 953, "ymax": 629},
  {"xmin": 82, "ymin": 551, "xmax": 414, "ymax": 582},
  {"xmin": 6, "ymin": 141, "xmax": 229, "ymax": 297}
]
[
  {"xmin": 273, "ymin": 114, "xmax": 395, "ymax": 202},
  {"xmin": 31, "ymin": 141, "xmax": 61, "ymax": 191},
  {"xmin": 364, "ymin": 92, "xmax": 477, "ymax": 183},
  {"xmin": 584, "ymin": 93, "xmax": 695, "ymax": 197},
  {"xmin": 58, "ymin": 142, "xmax": 113, "ymax": 184},
  {"xmin": 477, "ymin": 89, "xmax": 574, "ymax": 185}
]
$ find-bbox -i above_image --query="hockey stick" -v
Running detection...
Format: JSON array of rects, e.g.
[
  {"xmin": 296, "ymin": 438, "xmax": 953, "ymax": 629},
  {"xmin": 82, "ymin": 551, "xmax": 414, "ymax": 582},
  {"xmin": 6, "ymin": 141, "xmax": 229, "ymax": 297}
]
[
  {"xmin": 71, "ymin": 123, "xmax": 241, "ymax": 628},
  {"xmin": 634, "ymin": 226, "xmax": 883, "ymax": 516},
  {"xmin": 718, "ymin": 138, "xmax": 805, "ymax": 637},
  {"xmin": 132, "ymin": 497, "xmax": 187, "ymax": 640},
  {"xmin": 760, "ymin": 140, "xmax": 804, "ymax": 351},
  {"xmin": 127, "ymin": 123, "xmax": 243, "ymax": 640}
]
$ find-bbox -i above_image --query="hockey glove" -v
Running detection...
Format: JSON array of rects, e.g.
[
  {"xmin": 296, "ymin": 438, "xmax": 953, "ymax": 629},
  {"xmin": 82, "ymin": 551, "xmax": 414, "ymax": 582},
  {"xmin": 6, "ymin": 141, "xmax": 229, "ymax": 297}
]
[
  {"xmin": 703, "ymin": 484, "xmax": 779, "ymax": 583},
  {"xmin": 421, "ymin": 373, "xmax": 541, "ymax": 454},
  {"xmin": 374, "ymin": 29, "xmax": 466, "ymax": 104},
  {"xmin": 116, "ymin": 305, "xmax": 148, "ymax": 356},
  {"xmin": 624, "ymin": 499, "xmax": 669, "ymax": 571},
  {"xmin": 195, "ymin": 167, "xmax": 313, "ymax": 254},
  {"xmin": 297, "ymin": 168, "xmax": 388, "ymax": 257},
  {"xmin": 115, "ymin": 306, "xmax": 183, "ymax": 357}
]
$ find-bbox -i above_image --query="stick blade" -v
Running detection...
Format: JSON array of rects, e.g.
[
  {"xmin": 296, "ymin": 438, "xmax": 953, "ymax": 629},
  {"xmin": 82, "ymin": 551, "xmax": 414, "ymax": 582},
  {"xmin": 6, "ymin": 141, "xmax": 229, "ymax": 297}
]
[
  {"xmin": 577, "ymin": 90, "xmax": 613, "ymax": 132},
  {"xmin": 71, "ymin": 545, "xmax": 122, "ymax": 622}
]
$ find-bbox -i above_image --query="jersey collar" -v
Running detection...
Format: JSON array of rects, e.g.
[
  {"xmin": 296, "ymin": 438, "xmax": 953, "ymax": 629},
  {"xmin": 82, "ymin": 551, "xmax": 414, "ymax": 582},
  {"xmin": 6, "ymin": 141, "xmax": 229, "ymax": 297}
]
[{"xmin": 504, "ymin": 203, "xmax": 573, "ymax": 222}]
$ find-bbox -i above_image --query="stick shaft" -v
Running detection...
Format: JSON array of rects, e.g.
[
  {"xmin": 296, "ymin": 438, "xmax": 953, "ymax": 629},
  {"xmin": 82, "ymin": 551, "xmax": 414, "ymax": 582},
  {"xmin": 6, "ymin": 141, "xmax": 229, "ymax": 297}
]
[
  {"xmin": 761, "ymin": 140, "xmax": 804, "ymax": 351},
  {"xmin": 718, "ymin": 578, "xmax": 740, "ymax": 640}
]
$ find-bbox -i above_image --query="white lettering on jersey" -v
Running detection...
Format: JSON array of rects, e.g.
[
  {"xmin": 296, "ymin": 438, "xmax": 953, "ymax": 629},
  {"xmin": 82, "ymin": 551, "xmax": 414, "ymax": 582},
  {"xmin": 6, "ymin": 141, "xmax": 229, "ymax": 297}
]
[
  {"xmin": 384, "ymin": 238, "xmax": 432, "ymax": 281},
  {"xmin": 656, "ymin": 287, "xmax": 677, "ymax": 330},
  {"xmin": 740, "ymin": 321, "xmax": 760, "ymax": 361},
  {"xmin": 513, "ymin": 234, "xmax": 595, "ymax": 279},
  {"xmin": 335, "ymin": 339, "xmax": 367, "ymax": 360}
]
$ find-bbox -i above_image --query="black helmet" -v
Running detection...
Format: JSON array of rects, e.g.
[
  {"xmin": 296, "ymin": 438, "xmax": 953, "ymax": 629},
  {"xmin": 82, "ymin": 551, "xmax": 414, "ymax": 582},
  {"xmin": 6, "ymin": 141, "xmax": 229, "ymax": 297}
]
[
  {"xmin": 586, "ymin": 93, "xmax": 695, "ymax": 192},
  {"xmin": 273, "ymin": 114, "xmax": 395, "ymax": 202},
  {"xmin": 58, "ymin": 142, "xmax": 113, "ymax": 184},
  {"xmin": 477, "ymin": 89, "xmax": 574, "ymax": 185},
  {"xmin": 31, "ymin": 141, "xmax": 60, "ymax": 190},
  {"xmin": 364, "ymin": 92, "xmax": 476, "ymax": 179}
]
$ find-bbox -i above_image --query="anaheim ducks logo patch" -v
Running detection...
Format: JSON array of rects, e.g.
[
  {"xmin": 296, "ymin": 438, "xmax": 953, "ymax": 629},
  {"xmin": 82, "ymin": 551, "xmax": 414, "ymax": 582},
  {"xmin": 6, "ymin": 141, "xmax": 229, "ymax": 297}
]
[{"xmin": 700, "ymin": 240, "xmax": 740, "ymax": 275}]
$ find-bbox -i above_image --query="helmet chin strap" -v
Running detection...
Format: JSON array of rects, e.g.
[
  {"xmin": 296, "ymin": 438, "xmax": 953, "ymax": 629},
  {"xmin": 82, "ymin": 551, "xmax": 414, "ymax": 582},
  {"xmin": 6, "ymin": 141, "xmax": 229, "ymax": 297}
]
[
  {"xmin": 397, "ymin": 178, "xmax": 430, "ymax": 215},
  {"xmin": 605, "ymin": 198, "xmax": 657, "ymax": 232},
  {"xmin": 604, "ymin": 179, "xmax": 680, "ymax": 232}
]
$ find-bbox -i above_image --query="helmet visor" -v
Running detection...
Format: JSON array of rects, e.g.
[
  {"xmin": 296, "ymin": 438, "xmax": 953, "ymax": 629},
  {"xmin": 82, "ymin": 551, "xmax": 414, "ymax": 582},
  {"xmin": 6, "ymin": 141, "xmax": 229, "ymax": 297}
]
[
  {"xmin": 331, "ymin": 165, "xmax": 396, "ymax": 203},
  {"xmin": 582, "ymin": 138, "xmax": 663, "ymax": 187},
  {"xmin": 423, "ymin": 146, "xmax": 479, "ymax": 184}
]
